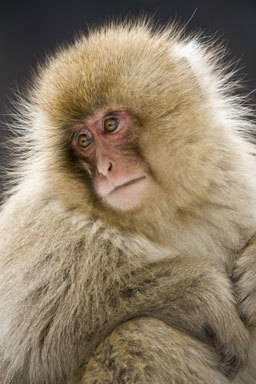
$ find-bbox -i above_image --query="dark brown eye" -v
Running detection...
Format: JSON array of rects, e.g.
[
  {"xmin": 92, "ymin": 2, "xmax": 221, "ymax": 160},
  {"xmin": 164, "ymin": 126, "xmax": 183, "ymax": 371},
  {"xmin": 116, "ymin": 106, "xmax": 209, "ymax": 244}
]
[
  {"xmin": 77, "ymin": 133, "xmax": 92, "ymax": 149},
  {"xmin": 104, "ymin": 117, "xmax": 120, "ymax": 133}
]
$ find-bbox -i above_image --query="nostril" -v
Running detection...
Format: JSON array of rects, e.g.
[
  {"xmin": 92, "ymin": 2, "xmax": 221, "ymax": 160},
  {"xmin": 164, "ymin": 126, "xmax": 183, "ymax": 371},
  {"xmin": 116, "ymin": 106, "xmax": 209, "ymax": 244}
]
[{"xmin": 108, "ymin": 162, "xmax": 113, "ymax": 172}]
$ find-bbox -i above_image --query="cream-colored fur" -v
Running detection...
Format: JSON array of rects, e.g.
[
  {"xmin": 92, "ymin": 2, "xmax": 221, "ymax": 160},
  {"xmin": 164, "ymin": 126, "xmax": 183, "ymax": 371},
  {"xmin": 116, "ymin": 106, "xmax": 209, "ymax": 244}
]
[{"xmin": 0, "ymin": 20, "xmax": 256, "ymax": 383}]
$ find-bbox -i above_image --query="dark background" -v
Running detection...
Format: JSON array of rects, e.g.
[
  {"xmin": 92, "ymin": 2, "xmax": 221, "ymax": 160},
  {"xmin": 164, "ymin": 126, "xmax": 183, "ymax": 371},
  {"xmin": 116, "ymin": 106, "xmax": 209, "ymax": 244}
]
[{"xmin": 1, "ymin": 0, "xmax": 256, "ymax": 187}]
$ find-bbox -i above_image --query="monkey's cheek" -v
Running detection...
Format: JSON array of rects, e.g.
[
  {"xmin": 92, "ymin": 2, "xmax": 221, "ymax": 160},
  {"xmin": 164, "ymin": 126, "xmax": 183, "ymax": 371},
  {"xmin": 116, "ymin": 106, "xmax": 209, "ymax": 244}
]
[{"xmin": 101, "ymin": 178, "xmax": 150, "ymax": 211}]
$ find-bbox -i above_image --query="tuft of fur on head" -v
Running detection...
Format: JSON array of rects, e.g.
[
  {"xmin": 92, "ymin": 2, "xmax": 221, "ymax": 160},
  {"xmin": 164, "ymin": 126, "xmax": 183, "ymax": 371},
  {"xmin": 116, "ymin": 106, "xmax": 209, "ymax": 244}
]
[{"xmin": 1, "ymin": 19, "xmax": 256, "ymax": 242}]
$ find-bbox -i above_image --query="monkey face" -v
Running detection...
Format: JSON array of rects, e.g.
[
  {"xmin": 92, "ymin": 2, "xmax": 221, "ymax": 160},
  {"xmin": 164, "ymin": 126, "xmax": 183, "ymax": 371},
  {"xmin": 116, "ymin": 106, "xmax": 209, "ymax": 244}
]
[
  {"xmin": 70, "ymin": 109, "xmax": 151, "ymax": 211},
  {"xmin": 33, "ymin": 24, "xmax": 217, "ymax": 216}
]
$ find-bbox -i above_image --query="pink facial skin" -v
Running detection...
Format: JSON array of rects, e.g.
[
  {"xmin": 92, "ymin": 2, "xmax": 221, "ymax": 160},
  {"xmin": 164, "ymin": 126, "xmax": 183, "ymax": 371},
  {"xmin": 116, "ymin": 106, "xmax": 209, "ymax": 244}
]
[{"xmin": 71, "ymin": 110, "xmax": 149, "ymax": 210}]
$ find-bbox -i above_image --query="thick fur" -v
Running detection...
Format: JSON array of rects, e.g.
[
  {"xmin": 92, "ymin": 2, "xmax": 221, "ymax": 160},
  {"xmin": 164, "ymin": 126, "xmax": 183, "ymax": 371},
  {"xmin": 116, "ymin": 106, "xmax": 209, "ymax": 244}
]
[
  {"xmin": 76, "ymin": 317, "xmax": 230, "ymax": 384},
  {"xmin": 0, "ymin": 20, "xmax": 256, "ymax": 383}
]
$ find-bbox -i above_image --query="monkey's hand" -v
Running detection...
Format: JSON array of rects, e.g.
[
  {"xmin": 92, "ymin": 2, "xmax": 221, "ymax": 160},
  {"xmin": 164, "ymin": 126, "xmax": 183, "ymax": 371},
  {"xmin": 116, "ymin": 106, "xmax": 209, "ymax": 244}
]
[
  {"xmin": 122, "ymin": 255, "xmax": 250, "ymax": 379},
  {"xmin": 232, "ymin": 234, "xmax": 256, "ymax": 328}
]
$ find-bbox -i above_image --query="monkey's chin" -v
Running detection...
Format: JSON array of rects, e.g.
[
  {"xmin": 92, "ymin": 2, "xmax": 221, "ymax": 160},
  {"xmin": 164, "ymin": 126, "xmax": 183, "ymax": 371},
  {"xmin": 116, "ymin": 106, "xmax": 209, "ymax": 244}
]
[{"xmin": 102, "ymin": 176, "xmax": 149, "ymax": 211}]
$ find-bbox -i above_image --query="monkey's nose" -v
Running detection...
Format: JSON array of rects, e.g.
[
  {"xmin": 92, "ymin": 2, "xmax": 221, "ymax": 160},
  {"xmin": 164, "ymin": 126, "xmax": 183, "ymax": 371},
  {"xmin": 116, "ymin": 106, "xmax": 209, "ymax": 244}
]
[{"xmin": 97, "ymin": 160, "xmax": 114, "ymax": 176}]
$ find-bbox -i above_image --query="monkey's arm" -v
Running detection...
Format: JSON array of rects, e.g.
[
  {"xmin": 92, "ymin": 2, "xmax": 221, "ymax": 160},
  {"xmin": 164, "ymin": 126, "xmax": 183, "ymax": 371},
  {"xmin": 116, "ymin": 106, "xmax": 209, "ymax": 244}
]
[
  {"xmin": 77, "ymin": 317, "xmax": 231, "ymax": 384},
  {"xmin": 0, "ymin": 199, "xmax": 248, "ymax": 384},
  {"xmin": 232, "ymin": 233, "xmax": 256, "ymax": 328},
  {"xmin": 123, "ymin": 255, "xmax": 249, "ymax": 379},
  {"xmin": 0, "ymin": 253, "xmax": 248, "ymax": 384}
]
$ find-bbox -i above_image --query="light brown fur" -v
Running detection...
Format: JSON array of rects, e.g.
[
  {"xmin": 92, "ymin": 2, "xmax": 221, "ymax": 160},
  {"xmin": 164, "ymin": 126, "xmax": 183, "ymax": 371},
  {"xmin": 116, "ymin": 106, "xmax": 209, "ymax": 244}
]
[{"xmin": 0, "ymin": 20, "xmax": 256, "ymax": 384}]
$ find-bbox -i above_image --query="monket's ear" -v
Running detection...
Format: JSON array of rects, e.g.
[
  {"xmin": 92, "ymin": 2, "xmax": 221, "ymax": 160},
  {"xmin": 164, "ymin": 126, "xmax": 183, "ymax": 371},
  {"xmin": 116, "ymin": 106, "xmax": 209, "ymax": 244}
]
[
  {"xmin": 171, "ymin": 41, "xmax": 213, "ymax": 98},
  {"xmin": 177, "ymin": 56, "xmax": 204, "ymax": 96}
]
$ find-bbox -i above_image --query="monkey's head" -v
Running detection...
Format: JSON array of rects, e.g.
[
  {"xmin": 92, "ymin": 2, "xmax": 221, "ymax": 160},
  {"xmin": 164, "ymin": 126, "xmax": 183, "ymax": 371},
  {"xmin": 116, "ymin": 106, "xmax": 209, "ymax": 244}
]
[{"xmin": 28, "ymin": 22, "xmax": 230, "ymax": 220}]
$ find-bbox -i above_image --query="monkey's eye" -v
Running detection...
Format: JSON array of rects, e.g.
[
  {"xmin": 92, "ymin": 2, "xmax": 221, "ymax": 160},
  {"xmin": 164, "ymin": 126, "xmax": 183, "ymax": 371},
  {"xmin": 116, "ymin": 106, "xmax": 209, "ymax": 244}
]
[
  {"xmin": 104, "ymin": 117, "xmax": 120, "ymax": 133},
  {"xmin": 77, "ymin": 133, "xmax": 92, "ymax": 149}
]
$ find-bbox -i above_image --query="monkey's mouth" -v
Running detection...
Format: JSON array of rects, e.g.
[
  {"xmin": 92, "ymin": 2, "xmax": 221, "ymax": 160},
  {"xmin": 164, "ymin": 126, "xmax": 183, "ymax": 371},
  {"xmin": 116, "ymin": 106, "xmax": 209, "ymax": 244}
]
[
  {"xmin": 108, "ymin": 176, "xmax": 147, "ymax": 195},
  {"xmin": 101, "ymin": 175, "xmax": 148, "ymax": 210}
]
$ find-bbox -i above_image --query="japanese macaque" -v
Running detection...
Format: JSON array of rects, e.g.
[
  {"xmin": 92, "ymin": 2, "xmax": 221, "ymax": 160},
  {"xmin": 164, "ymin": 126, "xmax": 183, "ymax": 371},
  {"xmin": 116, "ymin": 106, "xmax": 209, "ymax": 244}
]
[{"xmin": 0, "ymin": 20, "xmax": 256, "ymax": 384}]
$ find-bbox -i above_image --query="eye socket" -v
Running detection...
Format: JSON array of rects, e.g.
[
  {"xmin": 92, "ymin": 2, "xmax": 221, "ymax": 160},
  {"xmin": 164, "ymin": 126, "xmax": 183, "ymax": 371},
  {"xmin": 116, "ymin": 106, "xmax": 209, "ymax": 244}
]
[
  {"xmin": 104, "ymin": 117, "xmax": 120, "ymax": 133},
  {"xmin": 77, "ymin": 133, "xmax": 92, "ymax": 149}
]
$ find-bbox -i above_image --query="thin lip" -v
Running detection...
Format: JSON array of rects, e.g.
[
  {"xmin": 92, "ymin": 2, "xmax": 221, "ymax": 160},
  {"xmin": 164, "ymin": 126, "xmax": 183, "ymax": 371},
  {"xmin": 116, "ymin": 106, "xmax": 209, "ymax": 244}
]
[{"xmin": 108, "ymin": 176, "xmax": 146, "ymax": 195}]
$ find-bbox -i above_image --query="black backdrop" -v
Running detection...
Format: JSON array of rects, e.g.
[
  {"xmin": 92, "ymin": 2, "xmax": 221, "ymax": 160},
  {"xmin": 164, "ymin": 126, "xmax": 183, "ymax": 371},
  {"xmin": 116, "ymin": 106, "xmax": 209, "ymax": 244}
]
[{"xmin": 1, "ymin": 0, "xmax": 256, "ymax": 186}]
